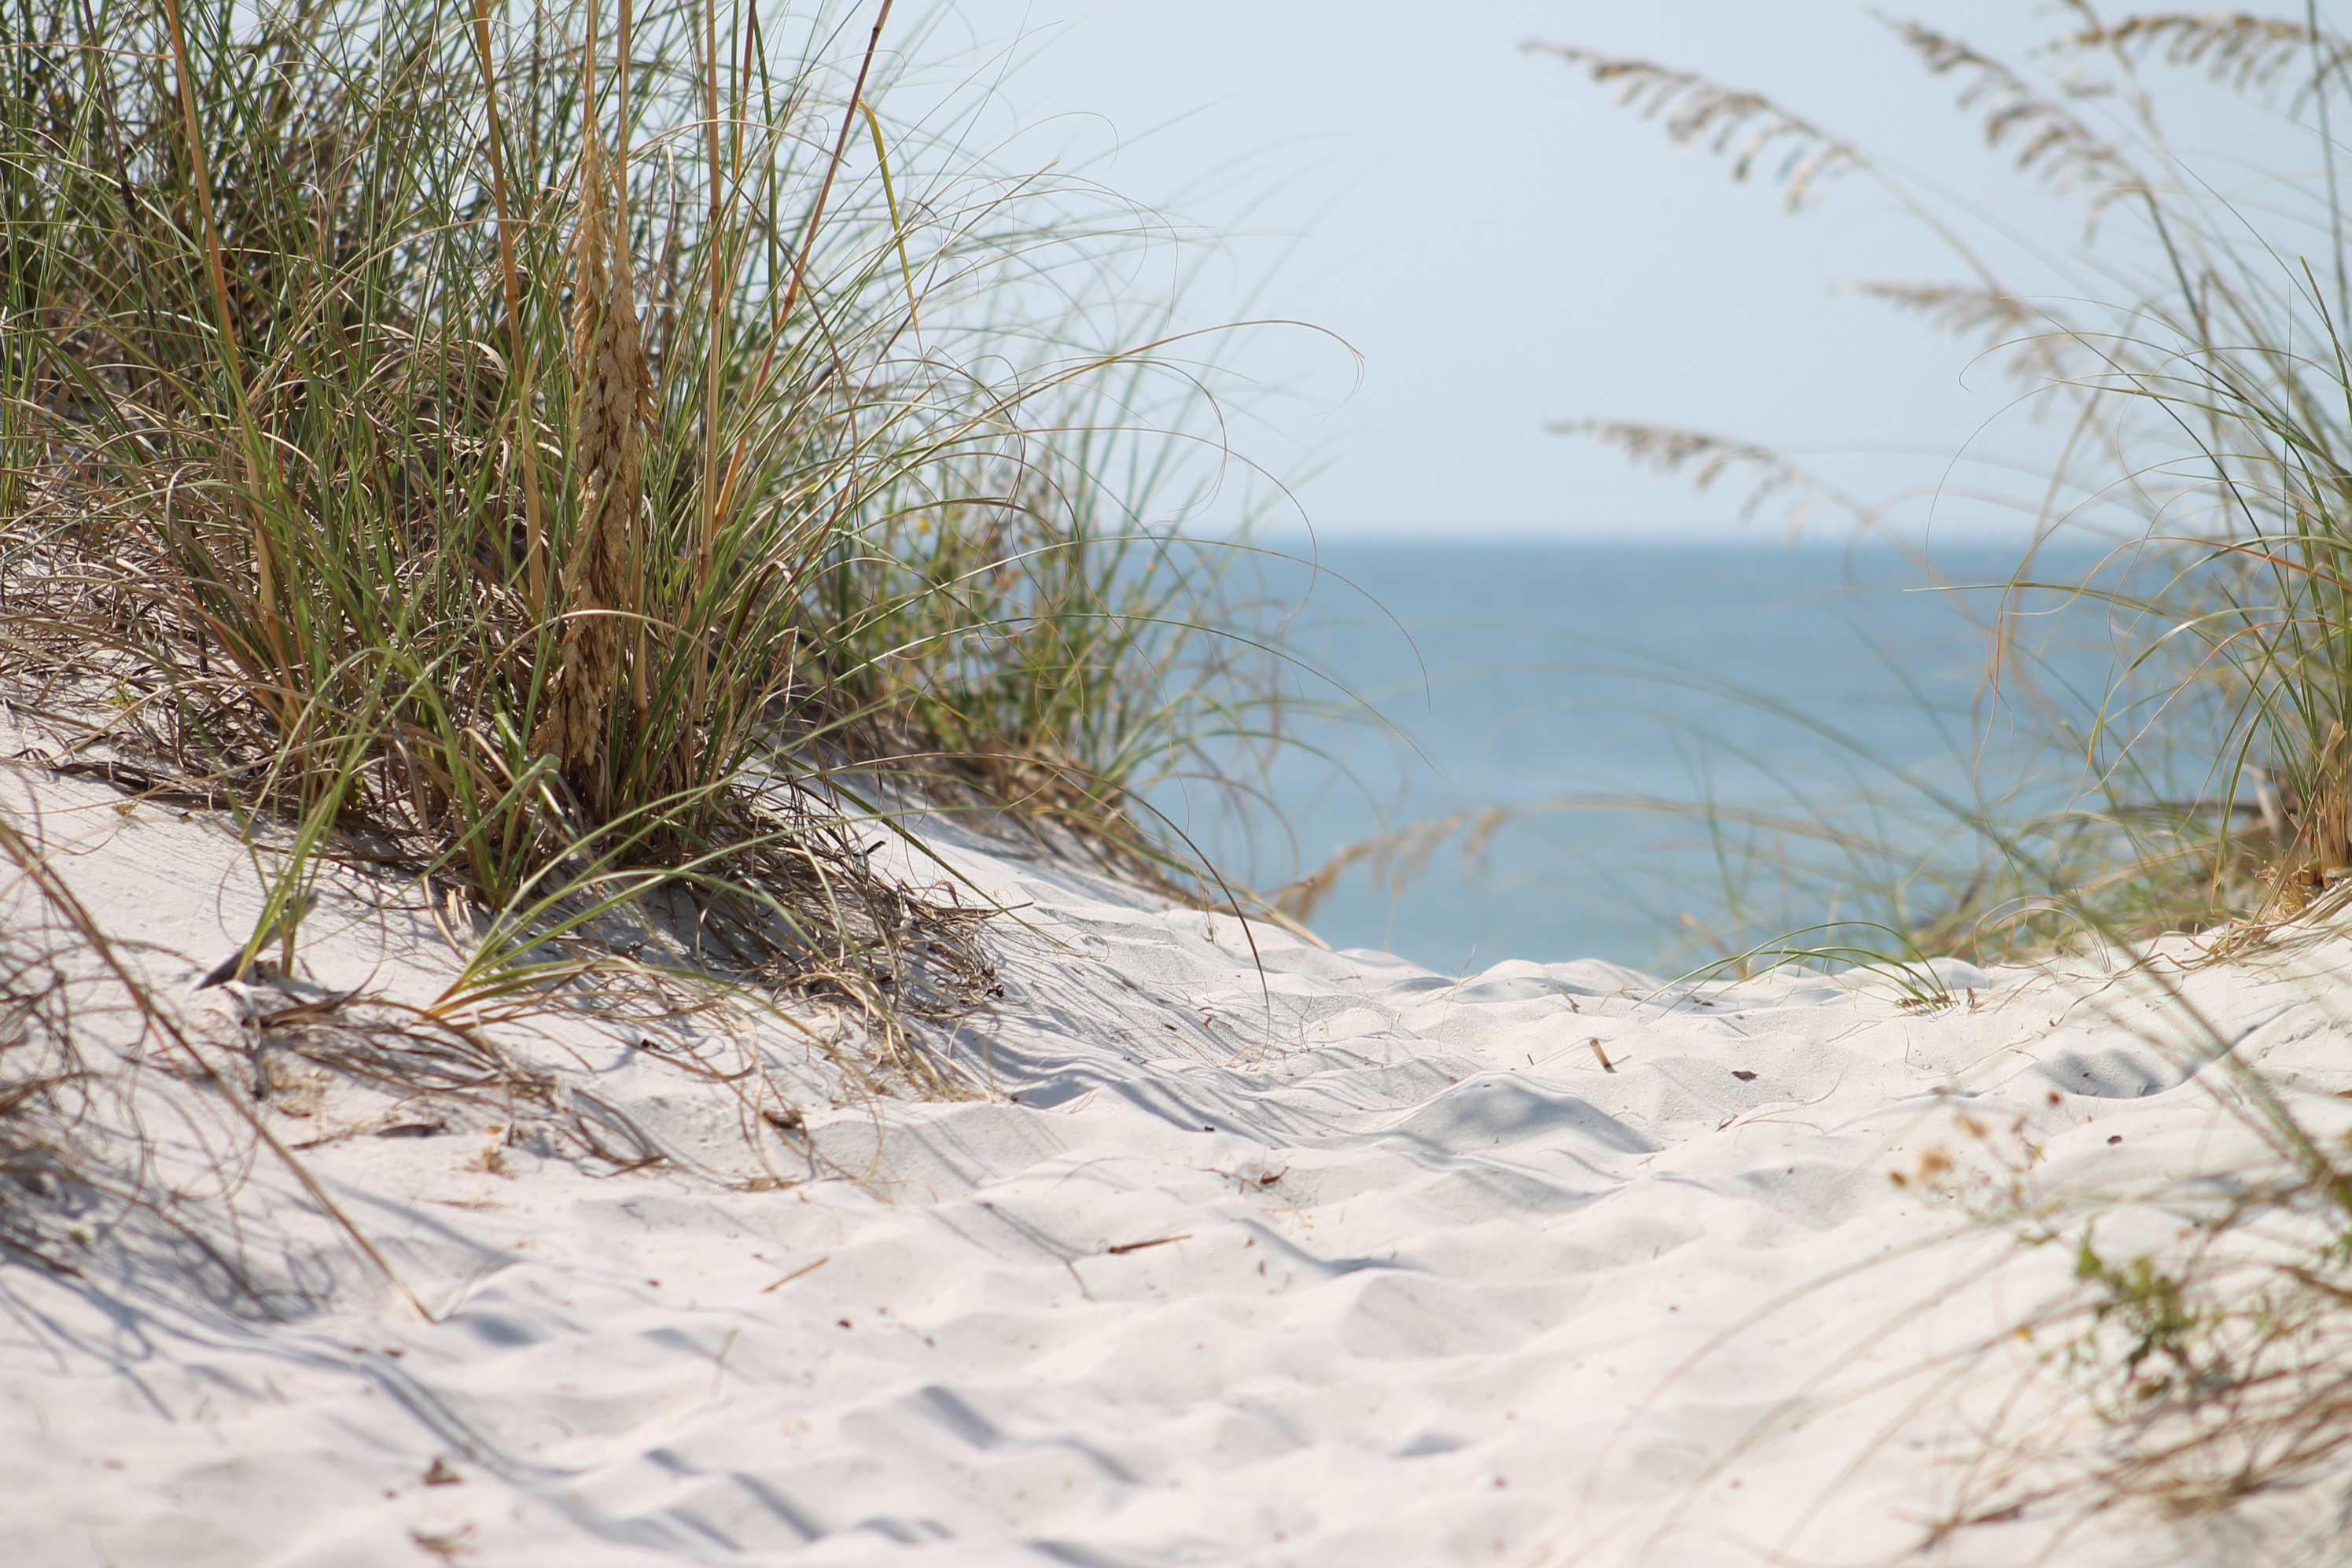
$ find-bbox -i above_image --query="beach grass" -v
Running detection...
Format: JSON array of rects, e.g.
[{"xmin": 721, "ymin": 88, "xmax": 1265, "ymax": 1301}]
[
  {"xmin": 1518, "ymin": 5, "xmax": 2352, "ymax": 1533},
  {"xmin": 0, "ymin": 0, "xmax": 1275, "ymax": 1069},
  {"xmin": 1525, "ymin": 11, "xmax": 2352, "ymax": 957}
]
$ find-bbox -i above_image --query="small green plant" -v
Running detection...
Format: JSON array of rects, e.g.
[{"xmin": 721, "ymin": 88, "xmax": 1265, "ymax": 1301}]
[{"xmin": 2070, "ymin": 1231, "xmax": 2213, "ymax": 1404}]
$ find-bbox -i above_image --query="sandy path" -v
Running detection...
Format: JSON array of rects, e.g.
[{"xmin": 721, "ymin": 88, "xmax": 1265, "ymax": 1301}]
[{"xmin": 2, "ymin": 770, "xmax": 2343, "ymax": 1566}]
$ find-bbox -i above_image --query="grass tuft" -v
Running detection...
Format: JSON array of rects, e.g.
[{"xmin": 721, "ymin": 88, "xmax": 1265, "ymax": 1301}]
[
  {"xmin": 0, "ymin": 0, "xmax": 1275, "ymax": 1052},
  {"xmin": 1525, "ymin": 8, "xmax": 2352, "ymax": 1551}
]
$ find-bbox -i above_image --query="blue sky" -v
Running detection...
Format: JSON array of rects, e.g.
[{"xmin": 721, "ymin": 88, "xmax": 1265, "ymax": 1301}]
[{"xmin": 905, "ymin": 2, "xmax": 2328, "ymax": 541}]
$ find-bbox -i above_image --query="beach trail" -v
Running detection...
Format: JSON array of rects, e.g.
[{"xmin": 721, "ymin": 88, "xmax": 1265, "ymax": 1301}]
[{"xmin": 1, "ymin": 763, "xmax": 2340, "ymax": 1567}]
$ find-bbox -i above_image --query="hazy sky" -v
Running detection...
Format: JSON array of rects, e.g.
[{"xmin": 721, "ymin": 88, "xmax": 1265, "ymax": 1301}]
[{"xmin": 900, "ymin": 1, "xmax": 2326, "ymax": 542}]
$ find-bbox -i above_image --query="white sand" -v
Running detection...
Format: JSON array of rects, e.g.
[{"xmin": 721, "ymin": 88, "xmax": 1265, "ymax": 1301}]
[{"xmin": 2, "ymin": 758, "xmax": 2347, "ymax": 1566}]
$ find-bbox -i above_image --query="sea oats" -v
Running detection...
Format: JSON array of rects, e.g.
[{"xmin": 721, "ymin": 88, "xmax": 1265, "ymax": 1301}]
[{"xmin": 533, "ymin": 127, "xmax": 653, "ymax": 800}]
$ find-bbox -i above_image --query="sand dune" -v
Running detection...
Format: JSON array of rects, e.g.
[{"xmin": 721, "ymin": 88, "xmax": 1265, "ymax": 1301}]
[{"xmin": 2, "ymin": 761, "xmax": 2344, "ymax": 1566}]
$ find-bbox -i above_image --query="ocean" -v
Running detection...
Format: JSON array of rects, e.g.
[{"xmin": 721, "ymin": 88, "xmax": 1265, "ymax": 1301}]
[{"xmin": 1150, "ymin": 538, "xmax": 2107, "ymax": 975}]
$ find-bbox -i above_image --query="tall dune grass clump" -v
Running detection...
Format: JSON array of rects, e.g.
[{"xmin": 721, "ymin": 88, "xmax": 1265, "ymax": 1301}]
[
  {"xmin": 1531, "ymin": 6, "xmax": 2352, "ymax": 958},
  {"xmin": 1537, "ymin": 7, "xmax": 2352, "ymax": 1540},
  {"xmin": 0, "ymin": 0, "xmax": 1265, "ymax": 1007}
]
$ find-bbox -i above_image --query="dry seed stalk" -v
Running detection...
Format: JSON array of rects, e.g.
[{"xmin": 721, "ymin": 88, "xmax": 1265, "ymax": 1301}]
[{"xmin": 534, "ymin": 122, "xmax": 653, "ymax": 797}]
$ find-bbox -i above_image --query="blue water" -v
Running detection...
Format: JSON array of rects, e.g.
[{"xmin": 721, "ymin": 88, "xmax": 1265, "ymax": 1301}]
[{"xmin": 1150, "ymin": 539, "xmax": 2102, "ymax": 974}]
